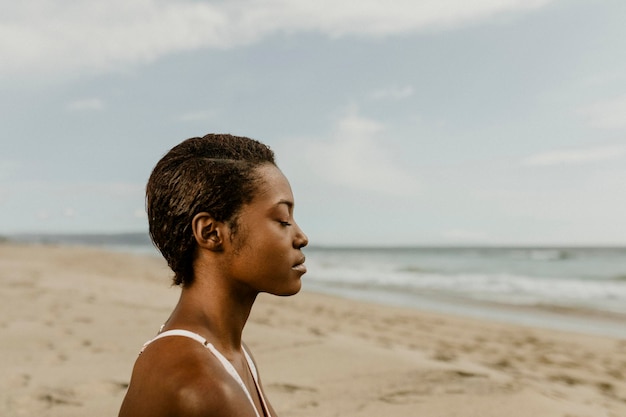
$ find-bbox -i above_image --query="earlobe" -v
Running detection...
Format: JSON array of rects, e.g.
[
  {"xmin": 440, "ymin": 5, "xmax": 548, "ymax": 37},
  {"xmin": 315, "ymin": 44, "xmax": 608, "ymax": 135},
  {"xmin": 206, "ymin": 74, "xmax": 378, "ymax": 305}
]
[{"xmin": 192, "ymin": 212, "xmax": 223, "ymax": 251}]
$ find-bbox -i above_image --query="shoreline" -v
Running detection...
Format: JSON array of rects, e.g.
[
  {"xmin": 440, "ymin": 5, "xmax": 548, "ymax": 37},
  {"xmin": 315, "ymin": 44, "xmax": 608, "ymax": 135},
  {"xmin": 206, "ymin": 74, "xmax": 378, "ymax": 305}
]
[
  {"xmin": 2, "ymin": 243, "xmax": 625, "ymax": 416},
  {"xmin": 304, "ymin": 281, "xmax": 626, "ymax": 339}
]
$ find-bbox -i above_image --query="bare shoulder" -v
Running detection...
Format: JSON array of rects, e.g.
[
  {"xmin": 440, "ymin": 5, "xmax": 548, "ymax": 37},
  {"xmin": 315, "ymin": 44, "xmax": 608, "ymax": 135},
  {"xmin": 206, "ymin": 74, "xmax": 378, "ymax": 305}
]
[{"xmin": 119, "ymin": 337, "xmax": 258, "ymax": 417}]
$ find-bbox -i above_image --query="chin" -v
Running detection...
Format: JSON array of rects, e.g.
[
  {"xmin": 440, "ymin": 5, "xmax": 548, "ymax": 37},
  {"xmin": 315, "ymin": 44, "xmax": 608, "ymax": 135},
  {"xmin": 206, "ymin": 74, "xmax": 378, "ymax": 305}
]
[{"xmin": 272, "ymin": 281, "xmax": 302, "ymax": 297}]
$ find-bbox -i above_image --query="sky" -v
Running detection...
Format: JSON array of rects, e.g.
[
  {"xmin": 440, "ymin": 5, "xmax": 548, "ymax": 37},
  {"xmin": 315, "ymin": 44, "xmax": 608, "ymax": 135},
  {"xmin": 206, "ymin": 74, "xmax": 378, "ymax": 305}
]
[{"xmin": 1, "ymin": 0, "xmax": 626, "ymax": 246}]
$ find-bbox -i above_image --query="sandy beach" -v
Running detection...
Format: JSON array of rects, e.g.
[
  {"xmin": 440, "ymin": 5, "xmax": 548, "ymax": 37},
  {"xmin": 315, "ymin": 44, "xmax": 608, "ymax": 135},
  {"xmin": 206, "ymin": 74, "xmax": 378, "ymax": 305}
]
[{"xmin": 1, "ymin": 243, "xmax": 625, "ymax": 417}]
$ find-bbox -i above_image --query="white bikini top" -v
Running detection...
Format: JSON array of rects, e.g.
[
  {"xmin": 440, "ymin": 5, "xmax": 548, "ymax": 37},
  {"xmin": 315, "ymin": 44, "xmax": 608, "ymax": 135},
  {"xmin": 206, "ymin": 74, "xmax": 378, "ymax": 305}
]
[{"xmin": 141, "ymin": 329, "xmax": 271, "ymax": 417}]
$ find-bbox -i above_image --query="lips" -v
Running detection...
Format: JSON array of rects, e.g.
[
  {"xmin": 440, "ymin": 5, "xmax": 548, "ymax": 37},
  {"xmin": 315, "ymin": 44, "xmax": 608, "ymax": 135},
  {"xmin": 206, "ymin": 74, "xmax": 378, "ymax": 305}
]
[{"xmin": 292, "ymin": 256, "xmax": 307, "ymax": 273}]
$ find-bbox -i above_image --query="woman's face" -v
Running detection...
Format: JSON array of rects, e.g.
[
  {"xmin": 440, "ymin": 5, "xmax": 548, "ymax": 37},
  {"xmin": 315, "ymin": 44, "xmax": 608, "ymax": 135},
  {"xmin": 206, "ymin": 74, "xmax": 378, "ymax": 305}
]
[{"xmin": 223, "ymin": 164, "xmax": 309, "ymax": 296}]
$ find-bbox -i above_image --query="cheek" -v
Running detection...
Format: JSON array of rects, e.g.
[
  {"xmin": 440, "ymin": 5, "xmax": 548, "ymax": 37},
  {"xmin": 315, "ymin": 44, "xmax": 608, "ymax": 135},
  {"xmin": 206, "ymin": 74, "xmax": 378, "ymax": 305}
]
[{"xmin": 229, "ymin": 225, "xmax": 251, "ymax": 253}]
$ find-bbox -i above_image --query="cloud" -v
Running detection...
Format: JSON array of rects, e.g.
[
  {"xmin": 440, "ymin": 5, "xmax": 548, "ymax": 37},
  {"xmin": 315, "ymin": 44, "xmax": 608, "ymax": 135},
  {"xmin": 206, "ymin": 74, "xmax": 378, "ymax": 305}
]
[
  {"xmin": 177, "ymin": 109, "xmax": 216, "ymax": 122},
  {"xmin": 36, "ymin": 210, "xmax": 50, "ymax": 221},
  {"xmin": 66, "ymin": 98, "xmax": 105, "ymax": 111},
  {"xmin": 66, "ymin": 182, "xmax": 145, "ymax": 198},
  {"xmin": 304, "ymin": 108, "xmax": 419, "ymax": 195},
  {"xmin": 4, "ymin": 180, "xmax": 144, "ymax": 199},
  {"xmin": 0, "ymin": 159, "xmax": 20, "ymax": 180},
  {"xmin": 133, "ymin": 208, "xmax": 147, "ymax": 219},
  {"xmin": 522, "ymin": 144, "xmax": 626, "ymax": 166},
  {"xmin": 1, "ymin": 0, "xmax": 555, "ymax": 78},
  {"xmin": 63, "ymin": 207, "xmax": 76, "ymax": 218},
  {"xmin": 441, "ymin": 229, "xmax": 492, "ymax": 243},
  {"xmin": 370, "ymin": 85, "xmax": 414, "ymax": 100},
  {"xmin": 578, "ymin": 94, "xmax": 626, "ymax": 129},
  {"xmin": 1, "ymin": 180, "xmax": 147, "ymax": 233}
]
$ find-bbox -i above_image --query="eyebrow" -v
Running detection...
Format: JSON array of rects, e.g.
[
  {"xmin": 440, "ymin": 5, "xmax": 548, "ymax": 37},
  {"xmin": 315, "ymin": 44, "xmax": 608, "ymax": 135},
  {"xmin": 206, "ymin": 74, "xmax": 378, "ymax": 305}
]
[{"xmin": 276, "ymin": 199, "xmax": 294, "ymax": 209}]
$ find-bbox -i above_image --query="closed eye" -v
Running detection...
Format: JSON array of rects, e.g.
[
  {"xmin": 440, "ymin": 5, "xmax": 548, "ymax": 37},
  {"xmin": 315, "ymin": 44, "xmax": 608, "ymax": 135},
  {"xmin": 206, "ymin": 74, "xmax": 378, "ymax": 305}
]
[{"xmin": 279, "ymin": 221, "xmax": 292, "ymax": 226}]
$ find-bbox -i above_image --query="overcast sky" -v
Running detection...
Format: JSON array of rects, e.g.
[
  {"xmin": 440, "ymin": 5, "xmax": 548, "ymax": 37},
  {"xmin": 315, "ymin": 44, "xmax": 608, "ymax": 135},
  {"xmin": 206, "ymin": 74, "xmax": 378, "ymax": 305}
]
[{"xmin": 1, "ymin": 0, "xmax": 625, "ymax": 246}]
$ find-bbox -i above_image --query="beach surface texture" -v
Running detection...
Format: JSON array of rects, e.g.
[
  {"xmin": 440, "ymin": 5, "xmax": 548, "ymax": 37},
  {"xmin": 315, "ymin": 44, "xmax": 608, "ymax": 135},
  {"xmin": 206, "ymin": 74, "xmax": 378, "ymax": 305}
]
[{"xmin": 1, "ymin": 243, "xmax": 625, "ymax": 417}]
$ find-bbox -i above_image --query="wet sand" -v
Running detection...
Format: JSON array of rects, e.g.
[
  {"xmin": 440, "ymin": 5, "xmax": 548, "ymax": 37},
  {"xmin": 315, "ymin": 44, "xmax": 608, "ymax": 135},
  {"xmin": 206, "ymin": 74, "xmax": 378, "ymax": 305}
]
[{"xmin": 1, "ymin": 243, "xmax": 625, "ymax": 416}]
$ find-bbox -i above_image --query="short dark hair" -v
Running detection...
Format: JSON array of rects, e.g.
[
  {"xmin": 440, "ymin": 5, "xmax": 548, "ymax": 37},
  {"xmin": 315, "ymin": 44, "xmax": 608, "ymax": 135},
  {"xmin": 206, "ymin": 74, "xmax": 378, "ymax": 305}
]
[{"xmin": 146, "ymin": 134, "xmax": 275, "ymax": 286}]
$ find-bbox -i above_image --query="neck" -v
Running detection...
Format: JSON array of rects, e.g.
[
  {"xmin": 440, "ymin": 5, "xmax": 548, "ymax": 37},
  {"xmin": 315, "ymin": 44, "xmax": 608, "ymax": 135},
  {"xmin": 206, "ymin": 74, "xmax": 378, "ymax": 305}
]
[{"xmin": 164, "ymin": 272, "xmax": 258, "ymax": 356}]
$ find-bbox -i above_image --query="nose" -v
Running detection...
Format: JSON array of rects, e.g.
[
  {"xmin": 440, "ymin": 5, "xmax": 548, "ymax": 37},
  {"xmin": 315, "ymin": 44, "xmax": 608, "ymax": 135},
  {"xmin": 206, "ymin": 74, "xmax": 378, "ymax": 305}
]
[{"xmin": 294, "ymin": 223, "xmax": 309, "ymax": 249}]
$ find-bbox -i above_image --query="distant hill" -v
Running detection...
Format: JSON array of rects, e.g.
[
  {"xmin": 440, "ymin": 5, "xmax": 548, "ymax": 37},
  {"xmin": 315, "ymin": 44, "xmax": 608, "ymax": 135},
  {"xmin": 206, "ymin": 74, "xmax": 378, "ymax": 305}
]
[{"xmin": 8, "ymin": 232, "xmax": 153, "ymax": 247}]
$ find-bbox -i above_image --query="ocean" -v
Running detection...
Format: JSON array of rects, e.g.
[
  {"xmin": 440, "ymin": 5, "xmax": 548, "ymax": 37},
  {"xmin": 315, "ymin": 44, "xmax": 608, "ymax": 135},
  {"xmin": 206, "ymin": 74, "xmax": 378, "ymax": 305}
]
[
  {"xmin": 304, "ymin": 246, "xmax": 626, "ymax": 314},
  {"xmin": 303, "ymin": 246, "xmax": 626, "ymax": 338},
  {"xmin": 10, "ymin": 233, "xmax": 626, "ymax": 338}
]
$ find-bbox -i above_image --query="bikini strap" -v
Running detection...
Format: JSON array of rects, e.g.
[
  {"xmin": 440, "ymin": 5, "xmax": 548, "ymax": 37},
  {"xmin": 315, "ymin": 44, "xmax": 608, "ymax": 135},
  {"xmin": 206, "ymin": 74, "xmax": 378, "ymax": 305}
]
[
  {"xmin": 141, "ymin": 329, "xmax": 208, "ymax": 352},
  {"xmin": 140, "ymin": 329, "xmax": 263, "ymax": 417}
]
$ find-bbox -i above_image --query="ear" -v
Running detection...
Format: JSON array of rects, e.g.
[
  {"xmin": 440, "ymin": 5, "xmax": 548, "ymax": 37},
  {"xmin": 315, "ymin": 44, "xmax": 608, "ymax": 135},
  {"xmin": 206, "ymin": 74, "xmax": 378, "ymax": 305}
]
[{"xmin": 192, "ymin": 212, "xmax": 224, "ymax": 251}]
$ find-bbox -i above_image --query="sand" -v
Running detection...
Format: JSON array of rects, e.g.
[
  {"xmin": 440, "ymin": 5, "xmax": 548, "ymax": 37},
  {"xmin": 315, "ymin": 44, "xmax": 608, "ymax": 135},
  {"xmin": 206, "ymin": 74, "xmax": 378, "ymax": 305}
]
[{"xmin": 1, "ymin": 243, "xmax": 625, "ymax": 417}]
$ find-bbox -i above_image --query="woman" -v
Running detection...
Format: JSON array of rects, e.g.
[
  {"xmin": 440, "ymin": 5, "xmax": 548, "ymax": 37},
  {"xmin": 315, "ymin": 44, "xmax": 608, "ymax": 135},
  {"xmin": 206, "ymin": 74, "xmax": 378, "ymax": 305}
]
[{"xmin": 119, "ymin": 134, "xmax": 309, "ymax": 417}]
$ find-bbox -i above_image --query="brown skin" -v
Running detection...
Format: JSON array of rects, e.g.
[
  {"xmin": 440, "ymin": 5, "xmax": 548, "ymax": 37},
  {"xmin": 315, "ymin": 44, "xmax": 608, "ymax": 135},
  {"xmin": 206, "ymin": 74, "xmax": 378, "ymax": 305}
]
[{"xmin": 119, "ymin": 164, "xmax": 309, "ymax": 417}]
